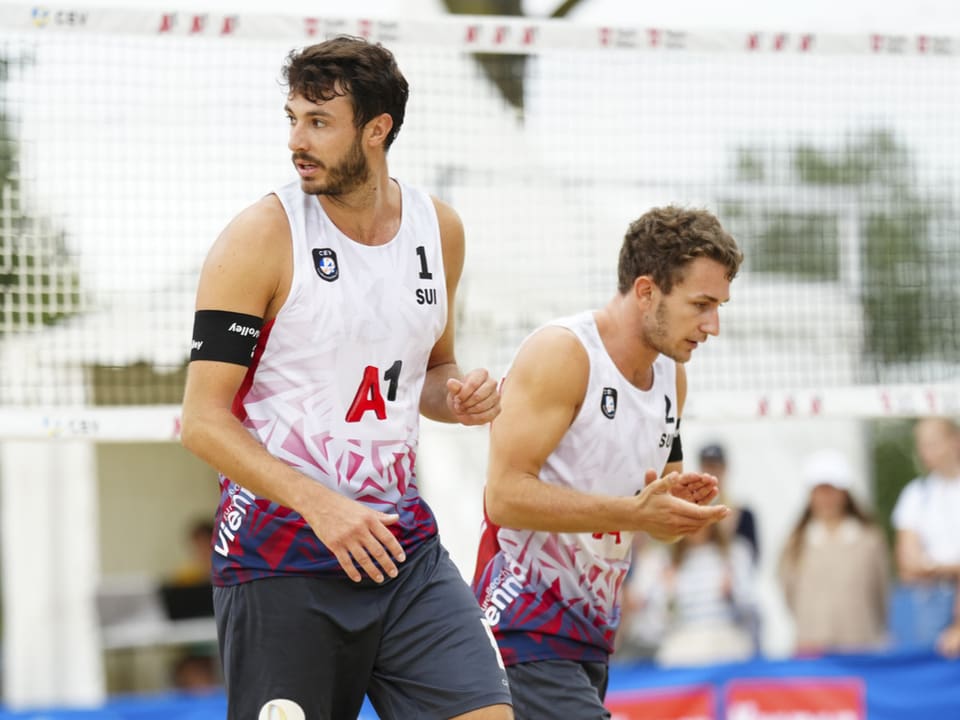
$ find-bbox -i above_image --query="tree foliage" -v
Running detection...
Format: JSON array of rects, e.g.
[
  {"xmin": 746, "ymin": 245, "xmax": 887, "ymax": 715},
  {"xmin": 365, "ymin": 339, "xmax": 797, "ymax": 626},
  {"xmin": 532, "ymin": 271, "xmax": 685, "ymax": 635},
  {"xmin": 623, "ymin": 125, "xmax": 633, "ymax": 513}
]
[
  {"xmin": 727, "ymin": 129, "xmax": 959, "ymax": 372},
  {"xmin": 0, "ymin": 54, "xmax": 82, "ymax": 334}
]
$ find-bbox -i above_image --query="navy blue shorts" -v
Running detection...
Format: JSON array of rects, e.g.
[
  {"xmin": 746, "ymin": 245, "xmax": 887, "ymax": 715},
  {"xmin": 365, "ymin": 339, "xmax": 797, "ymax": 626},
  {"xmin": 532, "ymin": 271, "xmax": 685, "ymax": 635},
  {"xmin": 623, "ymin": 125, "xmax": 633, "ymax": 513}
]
[
  {"xmin": 506, "ymin": 659, "xmax": 609, "ymax": 720},
  {"xmin": 213, "ymin": 536, "xmax": 512, "ymax": 720}
]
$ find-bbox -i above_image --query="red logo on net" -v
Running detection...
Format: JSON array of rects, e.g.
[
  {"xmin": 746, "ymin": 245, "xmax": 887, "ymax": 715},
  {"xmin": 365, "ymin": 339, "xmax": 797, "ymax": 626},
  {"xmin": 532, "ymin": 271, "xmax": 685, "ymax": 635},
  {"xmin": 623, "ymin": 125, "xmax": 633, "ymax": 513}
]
[
  {"xmin": 725, "ymin": 678, "xmax": 864, "ymax": 720},
  {"xmin": 606, "ymin": 685, "xmax": 714, "ymax": 720}
]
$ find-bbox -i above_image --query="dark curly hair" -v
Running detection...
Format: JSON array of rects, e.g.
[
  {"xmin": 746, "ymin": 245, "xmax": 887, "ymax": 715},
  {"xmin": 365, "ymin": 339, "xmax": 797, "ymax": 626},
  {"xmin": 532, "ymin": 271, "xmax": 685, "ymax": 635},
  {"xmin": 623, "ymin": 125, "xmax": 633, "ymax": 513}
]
[
  {"xmin": 617, "ymin": 206, "xmax": 743, "ymax": 295},
  {"xmin": 282, "ymin": 36, "xmax": 409, "ymax": 150}
]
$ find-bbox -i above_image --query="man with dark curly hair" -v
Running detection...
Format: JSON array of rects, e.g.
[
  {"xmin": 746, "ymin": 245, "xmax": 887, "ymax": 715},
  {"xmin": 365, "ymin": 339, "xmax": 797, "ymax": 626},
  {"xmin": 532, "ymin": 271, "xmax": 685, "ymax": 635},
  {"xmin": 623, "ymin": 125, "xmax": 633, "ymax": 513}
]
[{"xmin": 182, "ymin": 36, "xmax": 512, "ymax": 720}]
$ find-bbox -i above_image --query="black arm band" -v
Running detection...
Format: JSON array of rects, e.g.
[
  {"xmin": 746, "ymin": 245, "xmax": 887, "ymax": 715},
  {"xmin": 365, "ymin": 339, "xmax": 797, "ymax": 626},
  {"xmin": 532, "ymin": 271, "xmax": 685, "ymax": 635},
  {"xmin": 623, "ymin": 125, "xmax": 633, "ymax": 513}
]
[
  {"xmin": 190, "ymin": 310, "xmax": 264, "ymax": 366},
  {"xmin": 667, "ymin": 433, "xmax": 684, "ymax": 463}
]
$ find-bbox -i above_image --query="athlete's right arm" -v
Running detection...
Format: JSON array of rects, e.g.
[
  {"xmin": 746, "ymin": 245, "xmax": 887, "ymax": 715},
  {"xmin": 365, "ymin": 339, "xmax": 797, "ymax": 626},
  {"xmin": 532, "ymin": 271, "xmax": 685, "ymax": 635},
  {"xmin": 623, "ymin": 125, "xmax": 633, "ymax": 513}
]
[
  {"xmin": 484, "ymin": 327, "xmax": 728, "ymax": 540},
  {"xmin": 180, "ymin": 196, "xmax": 405, "ymax": 584}
]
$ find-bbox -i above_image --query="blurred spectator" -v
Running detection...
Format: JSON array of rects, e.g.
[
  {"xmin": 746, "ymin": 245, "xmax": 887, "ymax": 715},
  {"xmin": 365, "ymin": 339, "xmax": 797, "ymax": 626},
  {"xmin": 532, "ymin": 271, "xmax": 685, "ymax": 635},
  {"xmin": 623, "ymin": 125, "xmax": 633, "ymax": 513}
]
[
  {"xmin": 161, "ymin": 518, "xmax": 220, "ymax": 692},
  {"xmin": 614, "ymin": 535, "xmax": 671, "ymax": 661},
  {"xmin": 778, "ymin": 449, "xmax": 889, "ymax": 655},
  {"xmin": 171, "ymin": 650, "xmax": 220, "ymax": 693},
  {"xmin": 170, "ymin": 518, "xmax": 215, "ymax": 586},
  {"xmin": 653, "ymin": 522, "xmax": 757, "ymax": 667},
  {"xmin": 699, "ymin": 443, "xmax": 759, "ymax": 563},
  {"xmin": 158, "ymin": 518, "xmax": 215, "ymax": 621},
  {"xmin": 890, "ymin": 417, "xmax": 960, "ymax": 654},
  {"xmin": 698, "ymin": 443, "xmax": 762, "ymax": 653}
]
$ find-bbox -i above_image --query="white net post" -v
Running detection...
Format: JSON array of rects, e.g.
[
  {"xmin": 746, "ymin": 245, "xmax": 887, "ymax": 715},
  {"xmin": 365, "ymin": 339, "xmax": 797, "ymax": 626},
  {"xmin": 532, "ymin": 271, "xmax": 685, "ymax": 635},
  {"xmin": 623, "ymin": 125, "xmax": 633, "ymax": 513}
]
[{"xmin": 1, "ymin": 439, "xmax": 104, "ymax": 706}]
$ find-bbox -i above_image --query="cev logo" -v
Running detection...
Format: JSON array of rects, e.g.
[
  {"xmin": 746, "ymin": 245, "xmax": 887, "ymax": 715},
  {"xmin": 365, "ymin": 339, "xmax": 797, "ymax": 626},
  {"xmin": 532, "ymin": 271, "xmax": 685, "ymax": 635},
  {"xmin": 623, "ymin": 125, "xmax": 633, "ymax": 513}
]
[
  {"xmin": 259, "ymin": 699, "xmax": 306, "ymax": 720},
  {"xmin": 31, "ymin": 6, "xmax": 50, "ymax": 27}
]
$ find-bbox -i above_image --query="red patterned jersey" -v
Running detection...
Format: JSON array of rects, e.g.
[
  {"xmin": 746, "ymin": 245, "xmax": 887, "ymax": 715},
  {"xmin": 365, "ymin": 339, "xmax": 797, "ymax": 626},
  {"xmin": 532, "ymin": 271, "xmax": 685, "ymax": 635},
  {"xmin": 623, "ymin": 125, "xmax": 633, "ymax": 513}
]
[
  {"xmin": 212, "ymin": 179, "xmax": 447, "ymax": 585},
  {"xmin": 473, "ymin": 312, "xmax": 679, "ymax": 663}
]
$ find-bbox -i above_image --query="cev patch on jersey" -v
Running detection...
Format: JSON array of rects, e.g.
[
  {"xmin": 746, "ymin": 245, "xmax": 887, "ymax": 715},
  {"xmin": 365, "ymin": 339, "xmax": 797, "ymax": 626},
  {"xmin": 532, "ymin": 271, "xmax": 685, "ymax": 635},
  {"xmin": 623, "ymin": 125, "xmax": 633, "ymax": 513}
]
[
  {"xmin": 312, "ymin": 247, "xmax": 339, "ymax": 281},
  {"xmin": 601, "ymin": 386, "xmax": 618, "ymax": 419}
]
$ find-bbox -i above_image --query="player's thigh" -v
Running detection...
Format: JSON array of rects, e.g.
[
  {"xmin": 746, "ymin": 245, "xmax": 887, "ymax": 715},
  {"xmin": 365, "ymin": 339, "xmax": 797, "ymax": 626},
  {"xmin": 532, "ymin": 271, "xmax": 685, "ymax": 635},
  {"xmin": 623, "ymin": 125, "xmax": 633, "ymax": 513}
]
[
  {"xmin": 214, "ymin": 576, "xmax": 379, "ymax": 720},
  {"xmin": 368, "ymin": 540, "xmax": 512, "ymax": 719},
  {"xmin": 506, "ymin": 660, "xmax": 610, "ymax": 720}
]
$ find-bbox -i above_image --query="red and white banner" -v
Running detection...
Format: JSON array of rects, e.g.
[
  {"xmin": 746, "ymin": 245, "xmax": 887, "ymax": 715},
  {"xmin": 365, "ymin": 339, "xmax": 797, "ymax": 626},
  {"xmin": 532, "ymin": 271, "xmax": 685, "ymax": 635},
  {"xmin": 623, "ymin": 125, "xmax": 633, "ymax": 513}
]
[
  {"xmin": 684, "ymin": 384, "xmax": 960, "ymax": 420},
  {"xmin": 0, "ymin": 381, "xmax": 954, "ymax": 440},
  {"xmin": 725, "ymin": 678, "xmax": 865, "ymax": 720},
  {"xmin": 1, "ymin": 4, "xmax": 958, "ymax": 56},
  {"xmin": 604, "ymin": 676, "xmax": 865, "ymax": 720},
  {"xmin": 607, "ymin": 685, "xmax": 715, "ymax": 720}
]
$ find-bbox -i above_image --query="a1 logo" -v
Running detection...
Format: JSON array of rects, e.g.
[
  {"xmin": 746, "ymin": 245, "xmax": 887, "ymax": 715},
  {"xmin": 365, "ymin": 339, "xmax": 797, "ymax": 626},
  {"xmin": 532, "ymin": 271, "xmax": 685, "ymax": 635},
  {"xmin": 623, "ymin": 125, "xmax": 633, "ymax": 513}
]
[{"xmin": 345, "ymin": 360, "xmax": 403, "ymax": 422}]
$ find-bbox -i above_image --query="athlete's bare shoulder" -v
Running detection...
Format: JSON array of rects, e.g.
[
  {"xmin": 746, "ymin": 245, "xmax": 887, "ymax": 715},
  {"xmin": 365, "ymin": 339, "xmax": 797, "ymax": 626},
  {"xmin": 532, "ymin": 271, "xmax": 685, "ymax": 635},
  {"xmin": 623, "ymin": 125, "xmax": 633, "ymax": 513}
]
[
  {"xmin": 218, "ymin": 193, "xmax": 290, "ymax": 254},
  {"xmin": 196, "ymin": 194, "xmax": 292, "ymax": 318},
  {"xmin": 528, "ymin": 323, "xmax": 586, "ymax": 352},
  {"xmin": 494, "ymin": 323, "xmax": 590, "ymax": 439},
  {"xmin": 509, "ymin": 324, "xmax": 590, "ymax": 405}
]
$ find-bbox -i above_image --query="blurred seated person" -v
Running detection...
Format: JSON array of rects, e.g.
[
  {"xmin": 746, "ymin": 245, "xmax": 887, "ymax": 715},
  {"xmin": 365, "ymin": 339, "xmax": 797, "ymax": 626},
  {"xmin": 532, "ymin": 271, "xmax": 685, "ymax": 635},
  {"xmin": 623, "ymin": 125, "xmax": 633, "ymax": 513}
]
[
  {"xmin": 160, "ymin": 518, "xmax": 215, "ymax": 620},
  {"xmin": 699, "ymin": 443, "xmax": 759, "ymax": 564},
  {"xmin": 170, "ymin": 518, "xmax": 215, "ymax": 586},
  {"xmin": 778, "ymin": 449, "xmax": 888, "ymax": 655},
  {"xmin": 891, "ymin": 417, "xmax": 960, "ymax": 655},
  {"xmin": 654, "ymin": 521, "xmax": 757, "ymax": 667},
  {"xmin": 164, "ymin": 520, "xmax": 219, "ymax": 691}
]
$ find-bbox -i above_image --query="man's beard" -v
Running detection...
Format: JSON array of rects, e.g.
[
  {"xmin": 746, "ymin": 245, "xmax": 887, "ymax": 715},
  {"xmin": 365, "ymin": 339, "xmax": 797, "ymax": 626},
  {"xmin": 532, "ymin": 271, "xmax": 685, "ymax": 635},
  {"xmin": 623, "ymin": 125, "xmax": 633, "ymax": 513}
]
[
  {"xmin": 302, "ymin": 135, "xmax": 370, "ymax": 197},
  {"xmin": 643, "ymin": 300, "xmax": 684, "ymax": 362}
]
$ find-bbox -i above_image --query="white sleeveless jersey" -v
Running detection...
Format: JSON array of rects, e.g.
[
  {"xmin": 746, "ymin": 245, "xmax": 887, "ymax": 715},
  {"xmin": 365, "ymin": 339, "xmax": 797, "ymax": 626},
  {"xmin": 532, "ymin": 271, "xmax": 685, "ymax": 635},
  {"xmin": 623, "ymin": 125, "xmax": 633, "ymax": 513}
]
[
  {"xmin": 212, "ymin": 179, "xmax": 447, "ymax": 584},
  {"xmin": 472, "ymin": 310, "xmax": 679, "ymax": 663}
]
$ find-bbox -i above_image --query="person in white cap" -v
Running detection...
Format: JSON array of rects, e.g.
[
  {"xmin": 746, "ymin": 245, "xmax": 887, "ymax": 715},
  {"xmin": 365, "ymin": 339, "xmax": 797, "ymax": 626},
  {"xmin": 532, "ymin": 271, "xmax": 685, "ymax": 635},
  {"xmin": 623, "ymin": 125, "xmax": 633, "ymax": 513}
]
[{"xmin": 778, "ymin": 449, "xmax": 889, "ymax": 654}]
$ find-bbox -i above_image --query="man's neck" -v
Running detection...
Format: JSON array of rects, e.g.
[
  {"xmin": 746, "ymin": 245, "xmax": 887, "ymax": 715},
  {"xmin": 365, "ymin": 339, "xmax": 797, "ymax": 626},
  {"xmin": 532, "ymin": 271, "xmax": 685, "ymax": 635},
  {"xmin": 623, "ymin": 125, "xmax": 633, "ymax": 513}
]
[
  {"xmin": 594, "ymin": 299, "xmax": 659, "ymax": 391},
  {"xmin": 930, "ymin": 462, "xmax": 960, "ymax": 480},
  {"xmin": 318, "ymin": 171, "xmax": 400, "ymax": 246}
]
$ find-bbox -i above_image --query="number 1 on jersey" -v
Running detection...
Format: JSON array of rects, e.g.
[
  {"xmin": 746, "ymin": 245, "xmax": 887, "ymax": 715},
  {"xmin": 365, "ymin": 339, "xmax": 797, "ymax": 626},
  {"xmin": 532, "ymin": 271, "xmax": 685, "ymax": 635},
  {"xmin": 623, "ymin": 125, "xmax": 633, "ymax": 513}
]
[
  {"xmin": 415, "ymin": 245, "xmax": 433, "ymax": 280},
  {"xmin": 345, "ymin": 360, "xmax": 402, "ymax": 422}
]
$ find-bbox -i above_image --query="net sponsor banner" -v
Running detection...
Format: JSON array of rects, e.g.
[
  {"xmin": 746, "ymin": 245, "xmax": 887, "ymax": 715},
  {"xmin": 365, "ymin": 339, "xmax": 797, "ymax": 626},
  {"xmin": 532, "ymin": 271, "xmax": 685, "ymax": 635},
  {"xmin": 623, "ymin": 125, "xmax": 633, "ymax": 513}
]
[
  {"xmin": 684, "ymin": 383, "xmax": 960, "ymax": 420},
  {"xmin": 605, "ymin": 651, "xmax": 960, "ymax": 720},
  {"xmin": 0, "ymin": 406, "xmax": 182, "ymax": 441},
  {"xmin": 604, "ymin": 678, "xmax": 862, "ymax": 720},
  {"xmin": 725, "ymin": 678, "xmax": 864, "ymax": 720},
  {"xmin": 0, "ymin": 381, "xmax": 955, "ymax": 441},
  {"xmin": 0, "ymin": 652, "xmax": 954, "ymax": 718},
  {"xmin": 0, "ymin": 4, "xmax": 958, "ymax": 55}
]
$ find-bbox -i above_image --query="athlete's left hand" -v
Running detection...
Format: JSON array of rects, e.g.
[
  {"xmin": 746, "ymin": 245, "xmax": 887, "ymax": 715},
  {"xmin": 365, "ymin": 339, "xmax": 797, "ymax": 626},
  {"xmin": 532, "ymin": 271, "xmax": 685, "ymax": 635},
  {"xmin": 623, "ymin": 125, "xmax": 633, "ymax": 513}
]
[
  {"xmin": 644, "ymin": 469, "xmax": 719, "ymax": 505},
  {"xmin": 446, "ymin": 368, "xmax": 500, "ymax": 425}
]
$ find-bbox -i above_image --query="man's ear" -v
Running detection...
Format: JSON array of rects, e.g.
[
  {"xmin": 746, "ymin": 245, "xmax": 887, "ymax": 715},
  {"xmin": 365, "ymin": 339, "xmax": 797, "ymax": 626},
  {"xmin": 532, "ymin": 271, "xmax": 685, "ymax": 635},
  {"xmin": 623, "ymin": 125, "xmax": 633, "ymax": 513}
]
[
  {"xmin": 364, "ymin": 113, "xmax": 394, "ymax": 148},
  {"xmin": 633, "ymin": 275, "xmax": 658, "ymax": 307}
]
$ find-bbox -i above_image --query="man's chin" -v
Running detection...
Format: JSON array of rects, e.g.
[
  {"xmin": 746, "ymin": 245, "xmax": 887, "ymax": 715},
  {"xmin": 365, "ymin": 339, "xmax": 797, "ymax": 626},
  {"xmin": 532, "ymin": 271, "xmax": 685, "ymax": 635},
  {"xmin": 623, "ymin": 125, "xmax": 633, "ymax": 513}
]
[
  {"xmin": 300, "ymin": 180, "xmax": 336, "ymax": 197},
  {"xmin": 664, "ymin": 348, "xmax": 692, "ymax": 363}
]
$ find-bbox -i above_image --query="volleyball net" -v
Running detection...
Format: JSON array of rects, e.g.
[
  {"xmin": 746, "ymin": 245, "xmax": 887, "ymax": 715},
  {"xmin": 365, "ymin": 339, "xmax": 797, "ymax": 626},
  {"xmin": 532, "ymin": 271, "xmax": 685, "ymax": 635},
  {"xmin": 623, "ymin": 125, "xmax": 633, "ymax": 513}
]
[{"xmin": 0, "ymin": 5, "xmax": 958, "ymax": 438}]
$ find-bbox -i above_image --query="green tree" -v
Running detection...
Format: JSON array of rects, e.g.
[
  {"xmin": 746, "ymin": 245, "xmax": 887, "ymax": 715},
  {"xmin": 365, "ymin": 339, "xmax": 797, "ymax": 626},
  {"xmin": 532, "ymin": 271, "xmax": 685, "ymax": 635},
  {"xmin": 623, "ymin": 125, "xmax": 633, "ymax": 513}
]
[
  {"xmin": 870, "ymin": 419, "xmax": 919, "ymax": 551},
  {"xmin": 0, "ymin": 54, "xmax": 82, "ymax": 333},
  {"xmin": 724, "ymin": 129, "xmax": 960, "ymax": 374},
  {"xmin": 723, "ymin": 132, "xmax": 959, "ymax": 560}
]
